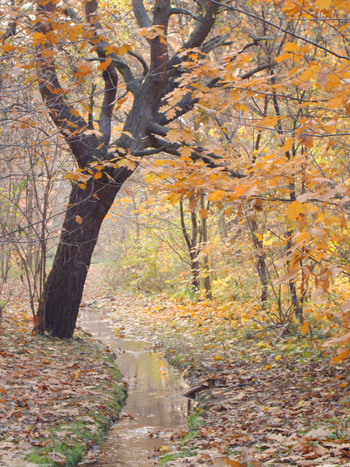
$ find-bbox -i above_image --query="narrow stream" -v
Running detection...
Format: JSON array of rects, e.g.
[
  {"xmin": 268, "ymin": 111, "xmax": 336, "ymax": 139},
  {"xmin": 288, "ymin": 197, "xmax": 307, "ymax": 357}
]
[{"xmin": 79, "ymin": 310, "xmax": 188, "ymax": 466}]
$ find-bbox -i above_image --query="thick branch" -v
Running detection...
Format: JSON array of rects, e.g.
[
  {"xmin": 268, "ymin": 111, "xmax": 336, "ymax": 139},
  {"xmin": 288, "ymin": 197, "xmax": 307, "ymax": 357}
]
[
  {"xmin": 201, "ymin": 34, "xmax": 232, "ymax": 54},
  {"xmin": 150, "ymin": 0, "xmax": 170, "ymax": 78},
  {"xmin": 140, "ymin": 137, "xmax": 245, "ymax": 178},
  {"xmin": 99, "ymin": 68, "xmax": 118, "ymax": 145},
  {"xmin": 84, "ymin": 0, "xmax": 118, "ymax": 144},
  {"xmin": 182, "ymin": 0, "xmax": 219, "ymax": 50},
  {"xmin": 35, "ymin": 1, "xmax": 98, "ymax": 166},
  {"xmin": 128, "ymin": 50, "xmax": 149, "ymax": 77},
  {"xmin": 86, "ymin": 57, "xmax": 139, "ymax": 95},
  {"xmin": 131, "ymin": 0, "xmax": 152, "ymax": 27}
]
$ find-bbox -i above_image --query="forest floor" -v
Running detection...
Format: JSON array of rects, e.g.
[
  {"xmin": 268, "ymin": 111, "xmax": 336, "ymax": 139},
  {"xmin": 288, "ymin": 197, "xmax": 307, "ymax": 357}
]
[
  {"xmin": 1, "ymin": 268, "xmax": 350, "ymax": 467},
  {"xmin": 0, "ymin": 280, "xmax": 127, "ymax": 467},
  {"xmin": 81, "ymin": 266, "xmax": 350, "ymax": 467}
]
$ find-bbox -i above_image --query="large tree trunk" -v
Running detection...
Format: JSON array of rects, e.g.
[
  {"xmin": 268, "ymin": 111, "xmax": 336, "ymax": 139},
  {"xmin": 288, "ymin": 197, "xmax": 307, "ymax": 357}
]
[
  {"xmin": 38, "ymin": 172, "xmax": 130, "ymax": 338},
  {"xmin": 34, "ymin": 0, "xmax": 221, "ymax": 338}
]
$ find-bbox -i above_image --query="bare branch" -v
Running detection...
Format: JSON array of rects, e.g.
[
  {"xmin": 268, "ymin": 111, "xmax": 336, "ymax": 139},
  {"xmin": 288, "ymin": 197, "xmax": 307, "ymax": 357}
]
[
  {"xmin": 201, "ymin": 34, "xmax": 232, "ymax": 54},
  {"xmin": 84, "ymin": 0, "xmax": 119, "ymax": 144},
  {"xmin": 240, "ymin": 61, "xmax": 276, "ymax": 79},
  {"xmin": 85, "ymin": 57, "xmax": 139, "ymax": 95},
  {"xmin": 127, "ymin": 50, "xmax": 149, "ymax": 77},
  {"xmin": 209, "ymin": 0, "xmax": 350, "ymax": 61},
  {"xmin": 180, "ymin": 200, "xmax": 192, "ymax": 251},
  {"xmin": 169, "ymin": 8, "xmax": 200, "ymax": 21},
  {"xmin": 35, "ymin": 1, "xmax": 98, "ymax": 167}
]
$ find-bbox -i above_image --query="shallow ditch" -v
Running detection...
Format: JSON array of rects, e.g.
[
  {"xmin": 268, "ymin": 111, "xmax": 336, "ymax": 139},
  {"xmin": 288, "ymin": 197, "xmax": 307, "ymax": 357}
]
[{"xmin": 79, "ymin": 310, "xmax": 188, "ymax": 466}]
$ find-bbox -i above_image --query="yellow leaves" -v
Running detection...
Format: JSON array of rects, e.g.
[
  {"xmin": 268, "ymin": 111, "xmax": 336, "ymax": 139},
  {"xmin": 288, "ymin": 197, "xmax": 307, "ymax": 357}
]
[
  {"xmin": 299, "ymin": 132, "xmax": 314, "ymax": 148},
  {"xmin": 167, "ymin": 128, "xmax": 182, "ymax": 143},
  {"xmin": 65, "ymin": 171, "xmax": 91, "ymax": 183},
  {"xmin": 159, "ymin": 446, "xmax": 169, "ymax": 454},
  {"xmin": 223, "ymin": 458, "xmax": 245, "ymax": 467},
  {"xmin": 209, "ymin": 190, "xmax": 226, "ymax": 202},
  {"xmin": 283, "ymin": 42, "xmax": 301, "ymax": 54},
  {"xmin": 314, "ymin": 0, "xmax": 332, "ymax": 9},
  {"xmin": 286, "ymin": 201, "xmax": 304, "ymax": 221},
  {"xmin": 104, "ymin": 44, "xmax": 132, "ymax": 55},
  {"xmin": 282, "ymin": 1, "xmax": 301, "ymax": 15},
  {"xmin": 281, "ymin": 138, "xmax": 295, "ymax": 153},
  {"xmin": 317, "ymin": 67, "xmax": 341, "ymax": 91},
  {"xmin": 84, "ymin": 128, "xmax": 104, "ymax": 137},
  {"xmin": 179, "ymin": 146, "xmax": 193, "ymax": 159},
  {"xmin": 0, "ymin": 43, "xmax": 15, "ymax": 52},
  {"xmin": 116, "ymin": 158, "xmax": 137, "ymax": 170},
  {"xmin": 298, "ymin": 67, "xmax": 316, "ymax": 84},
  {"xmin": 324, "ymin": 332, "xmax": 350, "ymax": 347},
  {"xmin": 300, "ymin": 321, "xmax": 312, "ymax": 335},
  {"xmin": 324, "ymin": 216, "xmax": 339, "ymax": 226},
  {"xmin": 32, "ymin": 31, "xmax": 48, "ymax": 46},
  {"xmin": 234, "ymin": 185, "xmax": 250, "ymax": 197},
  {"xmin": 260, "ymin": 116, "xmax": 279, "ymax": 127},
  {"xmin": 67, "ymin": 24, "xmax": 85, "ymax": 42},
  {"xmin": 200, "ymin": 208, "xmax": 208, "ymax": 219},
  {"xmin": 167, "ymin": 127, "xmax": 193, "ymax": 145},
  {"xmin": 97, "ymin": 56, "xmax": 112, "ymax": 71},
  {"xmin": 74, "ymin": 60, "xmax": 92, "ymax": 78},
  {"xmin": 75, "ymin": 215, "xmax": 83, "ymax": 225},
  {"xmin": 138, "ymin": 25, "xmax": 167, "ymax": 44},
  {"xmin": 331, "ymin": 349, "xmax": 350, "ymax": 364}
]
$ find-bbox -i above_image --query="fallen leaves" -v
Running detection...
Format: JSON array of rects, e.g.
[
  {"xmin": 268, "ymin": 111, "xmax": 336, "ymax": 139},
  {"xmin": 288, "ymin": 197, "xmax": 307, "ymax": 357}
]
[
  {"xmin": 0, "ymin": 281, "xmax": 126, "ymax": 466},
  {"xmin": 81, "ymin": 266, "xmax": 350, "ymax": 467}
]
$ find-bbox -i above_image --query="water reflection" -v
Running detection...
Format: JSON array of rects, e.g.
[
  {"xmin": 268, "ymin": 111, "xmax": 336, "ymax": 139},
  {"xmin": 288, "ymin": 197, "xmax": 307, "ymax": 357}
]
[{"xmin": 79, "ymin": 311, "xmax": 188, "ymax": 466}]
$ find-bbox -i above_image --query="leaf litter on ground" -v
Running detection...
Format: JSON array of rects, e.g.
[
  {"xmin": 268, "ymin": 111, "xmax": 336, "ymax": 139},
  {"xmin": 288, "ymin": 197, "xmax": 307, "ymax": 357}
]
[
  {"xmin": 81, "ymin": 266, "xmax": 350, "ymax": 466},
  {"xmin": 0, "ymin": 280, "xmax": 126, "ymax": 467}
]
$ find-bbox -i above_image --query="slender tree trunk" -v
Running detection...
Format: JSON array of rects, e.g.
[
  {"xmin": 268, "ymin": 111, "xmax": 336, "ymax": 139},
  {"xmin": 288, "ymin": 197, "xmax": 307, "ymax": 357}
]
[
  {"xmin": 200, "ymin": 191, "xmax": 212, "ymax": 299},
  {"xmin": 250, "ymin": 218, "xmax": 269, "ymax": 309},
  {"xmin": 179, "ymin": 198, "xmax": 201, "ymax": 292},
  {"xmin": 189, "ymin": 252, "xmax": 200, "ymax": 291}
]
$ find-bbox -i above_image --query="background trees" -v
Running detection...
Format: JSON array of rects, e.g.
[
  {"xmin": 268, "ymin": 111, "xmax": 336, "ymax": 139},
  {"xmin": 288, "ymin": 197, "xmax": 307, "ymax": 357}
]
[{"xmin": 1, "ymin": 0, "xmax": 350, "ymax": 355}]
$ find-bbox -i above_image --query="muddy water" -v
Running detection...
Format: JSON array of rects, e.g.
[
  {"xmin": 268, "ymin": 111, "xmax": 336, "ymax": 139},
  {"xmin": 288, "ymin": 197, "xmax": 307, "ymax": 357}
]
[{"xmin": 79, "ymin": 311, "xmax": 188, "ymax": 466}]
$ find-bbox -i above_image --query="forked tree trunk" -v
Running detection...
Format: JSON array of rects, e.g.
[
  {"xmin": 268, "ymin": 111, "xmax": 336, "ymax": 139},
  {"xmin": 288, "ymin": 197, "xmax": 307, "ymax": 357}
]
[
  {"xmin": 35, "ymin": 0, "xmax": 221, "ymax": 338},
  {"xmin": 37, "ymin": 172, "xmax": 130, "ymax": 338}
]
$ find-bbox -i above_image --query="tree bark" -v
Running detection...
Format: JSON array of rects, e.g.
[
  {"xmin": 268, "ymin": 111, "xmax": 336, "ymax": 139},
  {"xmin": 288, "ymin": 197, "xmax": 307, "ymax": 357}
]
[
  {"xmin": 200, "ymin": 191, "xmax": 212, "ymax": 299},
  {"xmin": 38, "ymin": 172, "xmax": 130, "ymax": 338},
  {"xmin": 180, "ymin": 198, "xmax": 201, "ymax": 292}
]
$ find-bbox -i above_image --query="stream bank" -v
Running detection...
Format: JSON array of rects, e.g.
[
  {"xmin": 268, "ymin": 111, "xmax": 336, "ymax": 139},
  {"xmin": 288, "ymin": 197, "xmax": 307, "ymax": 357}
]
[{"xmin": 0, "ymin": 301, "xmax": 127, "ymax": 467}]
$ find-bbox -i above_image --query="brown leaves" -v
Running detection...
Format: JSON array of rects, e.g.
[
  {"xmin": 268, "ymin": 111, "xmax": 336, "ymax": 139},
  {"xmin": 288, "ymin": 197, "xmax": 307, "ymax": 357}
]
[
  {"xmin": 83, "ymin": 277, "xmax": 350, "ymax": 467},
  {"xmin": 0, "ymin": 296, "xmax": 124, "ymax": 466}
]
